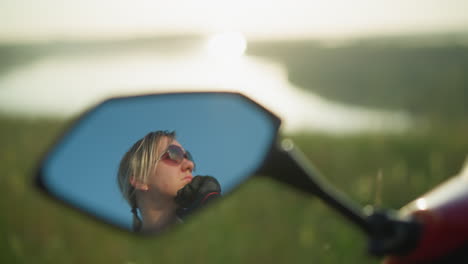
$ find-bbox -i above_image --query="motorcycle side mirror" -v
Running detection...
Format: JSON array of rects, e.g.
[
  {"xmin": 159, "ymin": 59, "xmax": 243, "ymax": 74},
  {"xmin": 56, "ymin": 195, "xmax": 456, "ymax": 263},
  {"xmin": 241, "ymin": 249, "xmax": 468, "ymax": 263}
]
[
  {"xmin": 36, "ymin": 91, "xmax": 421, "ymax": 256},
  {"xmin": 36, "ymin": 92, "xmax": 281, "ymax": 234}
]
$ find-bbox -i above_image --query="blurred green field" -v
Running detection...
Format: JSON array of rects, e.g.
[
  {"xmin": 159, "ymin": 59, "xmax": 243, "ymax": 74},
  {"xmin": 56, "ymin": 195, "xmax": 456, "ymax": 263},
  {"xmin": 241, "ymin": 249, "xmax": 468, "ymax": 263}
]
[
  {"xmin": 1, "ymin": 115, "xmax": 467, "ymax": 264},
  {"xmin": 1, "ymin": 34, "xmax": 468, "ymax": 263}
]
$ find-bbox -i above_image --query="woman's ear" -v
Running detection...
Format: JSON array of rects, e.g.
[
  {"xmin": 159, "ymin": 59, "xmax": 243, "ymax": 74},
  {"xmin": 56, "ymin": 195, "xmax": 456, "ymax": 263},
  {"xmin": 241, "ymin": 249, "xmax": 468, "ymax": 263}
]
[{"xmin": 130, "ymin": 176, "xmax": 149, "ymax": 191}]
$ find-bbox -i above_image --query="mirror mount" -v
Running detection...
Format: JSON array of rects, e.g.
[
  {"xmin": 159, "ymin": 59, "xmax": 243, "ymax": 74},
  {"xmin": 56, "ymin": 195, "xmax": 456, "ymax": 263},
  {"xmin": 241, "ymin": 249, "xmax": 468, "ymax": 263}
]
[
  {"xmin": 366, "ymin": 209, "xmax": 421, "ymax": 257},
  {"xmin": 258, "ymin": 139, "xmax": 421, "ymax": 257}
]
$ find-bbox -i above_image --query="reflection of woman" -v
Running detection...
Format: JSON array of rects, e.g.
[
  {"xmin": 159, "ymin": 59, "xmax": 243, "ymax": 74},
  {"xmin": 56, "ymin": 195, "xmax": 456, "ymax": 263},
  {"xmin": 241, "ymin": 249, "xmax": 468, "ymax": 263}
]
[{"xmin": 117, "ymin": 131, "xmax": 221, "ymax": 233}]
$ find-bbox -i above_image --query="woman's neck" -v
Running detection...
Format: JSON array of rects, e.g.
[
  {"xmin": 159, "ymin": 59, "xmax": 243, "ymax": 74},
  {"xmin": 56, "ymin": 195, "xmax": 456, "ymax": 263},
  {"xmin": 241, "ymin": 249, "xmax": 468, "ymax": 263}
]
[{"xmin": 137, "ymin": 193, "xmax": 177, "ymax": 233}]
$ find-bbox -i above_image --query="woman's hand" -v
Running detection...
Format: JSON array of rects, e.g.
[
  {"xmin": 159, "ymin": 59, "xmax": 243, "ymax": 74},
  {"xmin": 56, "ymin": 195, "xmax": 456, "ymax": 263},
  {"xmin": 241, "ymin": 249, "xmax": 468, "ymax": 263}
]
[{"xmin": 175, "ymin": 175, "xmax": 221, "ymax": 218}]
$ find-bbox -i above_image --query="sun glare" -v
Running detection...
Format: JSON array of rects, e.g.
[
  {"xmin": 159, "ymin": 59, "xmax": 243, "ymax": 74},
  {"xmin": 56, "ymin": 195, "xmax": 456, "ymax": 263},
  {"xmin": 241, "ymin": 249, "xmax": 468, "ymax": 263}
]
[
  {"xmin": 416, "ymin": 198, "xmax": 427, "ymax": 210},
  {"xmin": 206, "ymin": 32, "xmax": 247, "ymax": 59}
]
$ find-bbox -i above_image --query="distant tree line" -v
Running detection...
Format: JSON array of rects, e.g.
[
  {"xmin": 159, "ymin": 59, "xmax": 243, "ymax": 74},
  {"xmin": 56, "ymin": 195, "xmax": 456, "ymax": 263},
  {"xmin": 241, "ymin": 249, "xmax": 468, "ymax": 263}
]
[{"xmin": 248, "ymin": 38, "xmax": 468, "ymax": 121}]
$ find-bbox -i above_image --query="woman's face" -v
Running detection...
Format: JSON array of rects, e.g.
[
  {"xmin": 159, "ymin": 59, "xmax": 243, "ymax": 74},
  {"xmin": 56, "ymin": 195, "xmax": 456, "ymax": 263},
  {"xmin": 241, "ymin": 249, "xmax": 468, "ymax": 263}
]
[{"xmin": 147, "ymin": 137, "xmax": 194, "ymax": 198}]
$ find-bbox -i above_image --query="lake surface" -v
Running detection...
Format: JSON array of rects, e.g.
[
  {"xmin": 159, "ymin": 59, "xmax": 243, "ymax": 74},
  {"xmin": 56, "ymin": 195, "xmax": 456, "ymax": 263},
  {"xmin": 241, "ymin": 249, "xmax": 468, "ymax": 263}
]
[{"xmin": 0, "ymin": 43, "xmax": 410, "ymax": 133}]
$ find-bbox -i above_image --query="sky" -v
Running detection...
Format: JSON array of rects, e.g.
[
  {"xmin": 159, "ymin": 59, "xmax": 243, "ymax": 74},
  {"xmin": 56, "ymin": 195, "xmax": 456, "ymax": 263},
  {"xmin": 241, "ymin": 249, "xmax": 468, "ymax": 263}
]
[{"xmin": 2, "ymin": 0, "xmax": 468, "ymax": 41}]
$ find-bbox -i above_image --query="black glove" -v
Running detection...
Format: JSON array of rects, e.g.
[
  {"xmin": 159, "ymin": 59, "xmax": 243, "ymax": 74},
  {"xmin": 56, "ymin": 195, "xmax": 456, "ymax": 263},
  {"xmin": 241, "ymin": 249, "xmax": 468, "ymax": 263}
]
[{"xmin": 175, "ymin": 175, "xmax": 221, "ymax": 219}]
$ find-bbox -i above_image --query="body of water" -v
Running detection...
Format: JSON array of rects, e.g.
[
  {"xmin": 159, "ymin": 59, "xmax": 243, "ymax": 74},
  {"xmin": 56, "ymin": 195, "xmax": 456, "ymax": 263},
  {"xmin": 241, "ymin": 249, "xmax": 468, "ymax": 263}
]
[{"xmin": 0, "ymin": 43, "xmax": 410, "ymax": 133}]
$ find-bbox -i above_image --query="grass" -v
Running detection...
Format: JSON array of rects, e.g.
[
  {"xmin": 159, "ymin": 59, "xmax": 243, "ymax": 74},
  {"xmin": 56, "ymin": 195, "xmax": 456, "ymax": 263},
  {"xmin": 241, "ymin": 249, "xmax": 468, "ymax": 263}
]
[
  {"xmin": 1, "ymin": 116, "xmax": 467, "ymax": 264},
  {"xmin": 1, "ymin": 35, "xmax": 467, "ymax": 263}
]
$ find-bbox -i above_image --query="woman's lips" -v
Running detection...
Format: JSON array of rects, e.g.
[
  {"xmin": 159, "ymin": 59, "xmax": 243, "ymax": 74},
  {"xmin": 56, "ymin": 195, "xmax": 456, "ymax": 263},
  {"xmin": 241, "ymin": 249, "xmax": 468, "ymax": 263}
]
[{"xmin": 183, "ymin": 175, "xmax": 193, "ymax": 182}]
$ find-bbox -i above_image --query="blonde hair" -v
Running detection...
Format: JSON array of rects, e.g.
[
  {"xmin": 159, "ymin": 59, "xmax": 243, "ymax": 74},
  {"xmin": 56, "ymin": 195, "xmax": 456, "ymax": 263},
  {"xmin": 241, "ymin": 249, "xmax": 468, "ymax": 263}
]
[{"xmin": 117, "ymin": 130, "xmax": 176, "ymax": 231}]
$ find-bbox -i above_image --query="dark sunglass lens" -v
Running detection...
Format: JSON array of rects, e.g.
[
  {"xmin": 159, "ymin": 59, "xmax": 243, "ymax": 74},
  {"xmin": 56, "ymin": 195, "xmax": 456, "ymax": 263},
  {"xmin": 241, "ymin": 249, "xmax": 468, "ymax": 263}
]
[{"xmin": 167, "ymin": 145, "xmax": 184, "ymax": 163}]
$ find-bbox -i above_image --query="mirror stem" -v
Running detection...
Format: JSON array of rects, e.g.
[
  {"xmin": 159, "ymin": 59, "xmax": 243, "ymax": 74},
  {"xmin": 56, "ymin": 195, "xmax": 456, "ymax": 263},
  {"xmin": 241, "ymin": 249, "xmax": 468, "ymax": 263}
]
[
  {"xmin": 259, "ymin": 139, "xmax": 372, "ymax": 235},
  {"xmin": 259, "ymin": 139, "xmax": 422, "ymax": 256}
]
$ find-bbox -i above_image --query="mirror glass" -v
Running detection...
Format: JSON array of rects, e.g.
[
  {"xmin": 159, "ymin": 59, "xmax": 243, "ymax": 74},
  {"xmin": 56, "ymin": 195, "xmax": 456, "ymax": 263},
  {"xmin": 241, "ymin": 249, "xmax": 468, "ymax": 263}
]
[{"xmin": 39, "ymin": 92, "xmax": 279, "ymax": 233}]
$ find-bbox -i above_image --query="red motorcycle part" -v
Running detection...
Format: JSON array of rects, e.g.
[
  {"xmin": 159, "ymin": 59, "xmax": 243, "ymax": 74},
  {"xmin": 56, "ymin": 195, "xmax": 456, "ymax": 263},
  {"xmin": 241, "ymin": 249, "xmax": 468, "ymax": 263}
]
[{"xmin": 384, "ymin": 161, "xmax": 468, "ymax": 263}]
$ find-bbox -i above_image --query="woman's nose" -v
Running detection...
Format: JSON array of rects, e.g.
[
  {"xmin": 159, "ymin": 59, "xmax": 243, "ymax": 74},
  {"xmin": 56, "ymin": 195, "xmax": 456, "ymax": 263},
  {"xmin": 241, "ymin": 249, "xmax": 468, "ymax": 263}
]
[{"xmin": 181, "ymin": 158, "xmax": 195, "ymax": 173}]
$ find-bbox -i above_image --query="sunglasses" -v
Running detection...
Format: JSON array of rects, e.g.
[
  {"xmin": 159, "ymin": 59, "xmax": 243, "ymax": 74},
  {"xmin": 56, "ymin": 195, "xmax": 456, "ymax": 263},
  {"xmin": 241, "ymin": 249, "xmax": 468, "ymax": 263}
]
[{"xmin": 159, "ymin": 145, "xmax": 195, "ymax": 169}]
